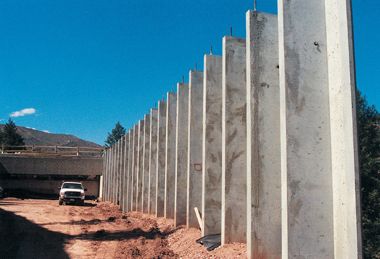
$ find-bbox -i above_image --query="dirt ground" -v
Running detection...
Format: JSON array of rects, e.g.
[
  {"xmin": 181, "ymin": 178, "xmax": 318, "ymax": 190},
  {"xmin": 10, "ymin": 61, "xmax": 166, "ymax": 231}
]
[{"xmin": 0, "ymin": 198, "xmax": 246, "ymax": 258}]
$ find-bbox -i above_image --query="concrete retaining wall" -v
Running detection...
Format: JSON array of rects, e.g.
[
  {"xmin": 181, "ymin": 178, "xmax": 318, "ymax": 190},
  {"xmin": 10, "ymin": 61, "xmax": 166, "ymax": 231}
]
[{"xmin": 101, "ymin": 3, "xmax": 362, "ymax": 258}]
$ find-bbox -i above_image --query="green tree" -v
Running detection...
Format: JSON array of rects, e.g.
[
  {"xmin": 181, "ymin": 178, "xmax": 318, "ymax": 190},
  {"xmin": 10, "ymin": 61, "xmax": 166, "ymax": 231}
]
[
  {"xmin": 105, "ymin": 122, "xmax": 126, "ymax": 147},
  {"xmin": 357, "ymin": 90, "xmax": 380, "ymax": 259},
  {"xmin": 0, "ymin": 118, "xmax": 25, "ymax": 147}
]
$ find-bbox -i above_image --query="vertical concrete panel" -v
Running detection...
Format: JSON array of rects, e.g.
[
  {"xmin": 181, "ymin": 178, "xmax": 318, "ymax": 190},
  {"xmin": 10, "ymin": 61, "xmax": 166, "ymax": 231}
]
[
  {"xmin": 202, "ymin": 54, "xmax": 223, "ymax": 236},
  {"xmin": 126, "ymin": 130, "xmax": 133, "ymax": 212},
  {"xmin": 149, "ymin": 109, "xmax": 158, "ymax": 214},
  {"xmin": 132, "ymin": 124, "xmax": 139, "ymax": 211},
  {"xmin": 111, "ymin": 144, "xmax": 116, "ymax": 204},
  {"xmin": 156, "ymin": 100, "xmax": 167, "ymax": 217},
  {"xmin": 175, "ymin": 82, "xmax": 189, "ymax": 227},
  {"xmin": 221, "ymin": 36, "xmax": 246, "ymax": 244},
  {"xmin": 122, "ymin": 134, "xmax": 130, "ymax": 212},
  {"xmin": 246, "ymin": 11, "xmax": 281, "ymax": 258},
  {"xmin": 103, "ymin": 149, "xmax": 107, "ymax": 201},
  {"xmin": 278, "ymin": 0, "xmax": 360, "ymax": 257},
  {"xmin": 165, "ymin": 92, "xmax": 177, "ymax": 219},
  {"xmin": 123, "ymin": 131, "xmax": 131, "ymax": 212},
  {"xmin": 137, "ymin": 120, "xmax": 144, "ymax": 211},
  {"xmin": 103, "ymin": 148, "xmax": 108, "ymax": 201},
  {"xmin": 187, "ymin": 70, "xmax": 204, "ymax": 228},
  {"xmin": 325, "ymin": 0, "xmax": 362, "ymax": 257},
  {"xmin": 142, "ymin": 114, "xmax": 151, "ymax": 213},
  {"xmin": 107, "ymin": 149, "xmax": 111, "ymax": 202},
  {"xmin": 118, "ymin": 138, "xmax": 124, "ymax": 206}
]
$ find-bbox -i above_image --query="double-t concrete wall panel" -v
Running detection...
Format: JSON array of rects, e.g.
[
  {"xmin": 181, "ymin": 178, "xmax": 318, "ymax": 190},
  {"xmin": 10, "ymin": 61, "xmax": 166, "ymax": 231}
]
[
  {"xmin": 165, "ymin": 93, "xmax": 177, "ymax": 219},
  {"xmin": 142, "ymin": 114, "xmax": 151, "ymax": 213},
  {"xmin": 222, "ymin": 36, "xmax": 247, "ymax": 244},
  {"xmin": 122, "ymin": 134, "xmax": 130, "ymax": 212},
  {"xmin": 246, "ymin": 11, "xmax": 281, "ymax": 258},
  {"xmin": 187, "ymin": 71, "xmax": 204, "ymax": 228},
  {"xmin": 131, "ymin": 124, "xmax": 139, "ymax": 211},
  {"xmin": 278, "ymin": 0, "xmax": 361, "ymax": 257},
  {"xmin": 202, "ymin": 54, "xmax": 223, "ymax": 236},
  {"xmin": 156, "ymin": 101, "xmax": 167, "ymax": 217},
  {"xmin": 175, "ymin": 83, "xmax": 189, "ymax": 227},
  {"xmin": 137, "ymin": 120, "xmax": 145, "ymax": 211},
  {"xmin": 149, "ymin": 109, "xmax": 158, "ymax": 214}
]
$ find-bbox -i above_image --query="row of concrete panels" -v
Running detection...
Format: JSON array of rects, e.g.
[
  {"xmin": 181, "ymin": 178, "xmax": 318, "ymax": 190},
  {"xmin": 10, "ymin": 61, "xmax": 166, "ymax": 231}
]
[{"xmin": 101, "ymin": 2, "xmax": 362, "ymax": 258}]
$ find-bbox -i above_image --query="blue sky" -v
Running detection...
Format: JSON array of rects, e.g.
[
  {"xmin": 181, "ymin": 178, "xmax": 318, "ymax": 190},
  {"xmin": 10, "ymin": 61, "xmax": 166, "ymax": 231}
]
[{"xmin": 0, "ymin": 0, "xmax": 378, "ymax": 145}]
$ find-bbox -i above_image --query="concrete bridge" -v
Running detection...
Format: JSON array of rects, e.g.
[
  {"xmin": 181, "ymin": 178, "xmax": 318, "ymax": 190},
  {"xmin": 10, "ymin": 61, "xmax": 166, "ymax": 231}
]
[{"xmin": 0, "ymin": 146, "xmax": 103, "ymax": 197}]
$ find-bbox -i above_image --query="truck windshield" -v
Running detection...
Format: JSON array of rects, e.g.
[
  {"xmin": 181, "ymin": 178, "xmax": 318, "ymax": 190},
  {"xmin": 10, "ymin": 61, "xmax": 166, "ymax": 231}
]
[{"xmin": 62, "ymin": 183, "xmax": 83, "ymax": 189}]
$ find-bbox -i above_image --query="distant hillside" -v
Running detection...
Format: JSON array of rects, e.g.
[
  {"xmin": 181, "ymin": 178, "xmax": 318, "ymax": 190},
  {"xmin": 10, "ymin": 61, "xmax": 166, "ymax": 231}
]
[{"xmin": 0, "ymin": 125, "xmax": 102, "ymax": 148}]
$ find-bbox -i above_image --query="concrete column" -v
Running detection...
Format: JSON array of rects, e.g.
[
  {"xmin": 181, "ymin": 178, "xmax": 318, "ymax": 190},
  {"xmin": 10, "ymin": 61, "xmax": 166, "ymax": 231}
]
[
  {"xmin": 246, "ymin": 11, "xmax": 281, "ymax": 258},
  {"xmin": 131, "ymin": 124, "xmax": 139, "ymax": 211},
  {"xmin": 142, "ymin": 114, "xmax": 151, "ymax": 213},
  {"xmin": 165, "ymin": 92, "xmax": 177, "ymax": 219},
  {"xmin": 175, "ymin": 82, "xmax": 189, "ymax": 227},
  {"xmin": 156, "ymin": 100, "xmax": 167, "ymax": 217},
  {"xmin": 222, "ymin": 36, "xmax": 246, "ymax": 244},
  {"xmin": 278, "ymin": 1, "xmax": 362, "ymax": 257},
  {"xmin": 149, "ymin": 108, "xmax": 158, "ymax": 214},
  {"xmin": 122, "ymin": 133, "xmax": 130, "ymax": 212},
  {"xmin": 202, "ymin": 54, "xmax": 223, "ymax": 236},
  {"xmin": 137, "ymin": 120, "xmax": 145, "ymax": 211},
  {"xmin": 187, "ymin": 70, "xmax": 204, "ymax": 228}
]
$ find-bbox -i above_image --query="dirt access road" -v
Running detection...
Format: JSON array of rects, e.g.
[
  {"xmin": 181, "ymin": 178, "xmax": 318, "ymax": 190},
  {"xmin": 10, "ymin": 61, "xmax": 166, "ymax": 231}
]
[{"xmin": 0, "ymin": 198, "xmax": 246, "ymax": 258}]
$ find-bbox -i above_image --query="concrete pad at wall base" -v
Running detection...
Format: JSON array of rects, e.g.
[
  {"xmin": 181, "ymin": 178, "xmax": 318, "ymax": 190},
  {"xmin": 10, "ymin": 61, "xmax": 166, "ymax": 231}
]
[
  {"xmin": 137, "ymin": 120, "xmax": 145, "ymax": 211},
  {"xmin": 202, "ymin": 54, "xmax": 223, "ymax": 236},
  {"xmin": 221, "ymin": 36, "xmax": 246, "ymax": 244},
  {"xmin": 149, "ymin": 109, "xmax": 158, "ymax": 214},
  {"xmin": 175, "ymin": 82, "xmax": 189, "ymax": 227},
  {"xmin": 156, "ymin": 101, "xmax": 167, "ymax": 217},
  {"xmin": 132, "ymin": 124, "xmax": 139, "ymax": 211},
  {"xmin": 278, "ymin": 0, "xmax": 361, "ymax": 257},
  {"xmin": 142, "ymin": 114, "xmax": 151, "ymax": 213},
  {"xmin": 246, "ymin": 11, "xmax": 281, "ymax": 258},
  {"xmin": 187, "ymin": 70, "xmax": 204, "ymax": 228},
  {"xmin": 165, "ymin": 92, "xmax": 177, "ymax": 219}
]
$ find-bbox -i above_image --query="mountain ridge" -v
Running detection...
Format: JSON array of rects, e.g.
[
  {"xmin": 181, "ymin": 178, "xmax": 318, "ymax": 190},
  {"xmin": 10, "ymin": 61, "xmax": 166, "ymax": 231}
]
[{"xmin": 0, "ymin": 124, "xmax": 102, "ymax": 148}]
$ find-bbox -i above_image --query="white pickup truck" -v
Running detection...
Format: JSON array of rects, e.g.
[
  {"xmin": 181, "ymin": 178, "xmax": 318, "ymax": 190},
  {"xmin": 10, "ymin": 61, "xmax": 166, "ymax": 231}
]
[{"xmin": 58, "ymin": 182, "xmax": 87, "ymax": 206}]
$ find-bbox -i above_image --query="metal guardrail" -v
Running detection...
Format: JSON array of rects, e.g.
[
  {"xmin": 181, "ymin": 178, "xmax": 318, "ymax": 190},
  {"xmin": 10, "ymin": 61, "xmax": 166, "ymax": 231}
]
[{"xmin": 0, "ymin": 145, "xmax": 104, "ymax": 157}]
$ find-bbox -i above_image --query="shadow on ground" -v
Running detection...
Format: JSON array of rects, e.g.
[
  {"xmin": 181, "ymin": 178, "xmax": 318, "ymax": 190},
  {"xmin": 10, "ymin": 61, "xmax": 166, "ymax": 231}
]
[{"xmin": 0, "ymin": 207, "xmax": 70, "ymax": 259}]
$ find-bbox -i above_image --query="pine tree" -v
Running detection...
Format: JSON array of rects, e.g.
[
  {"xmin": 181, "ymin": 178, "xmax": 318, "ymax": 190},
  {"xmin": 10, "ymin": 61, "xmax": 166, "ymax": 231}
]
[
  {"xmin": 356, "ymin": 90, "xmax": 380, "ymax": 259},
  {"xmin": 105, "ymin": 122, "xmax": 126, "ymax": 147},
  {"xmin": 0, "ymin": 119, "xmax": 25, "ymax": 147}
]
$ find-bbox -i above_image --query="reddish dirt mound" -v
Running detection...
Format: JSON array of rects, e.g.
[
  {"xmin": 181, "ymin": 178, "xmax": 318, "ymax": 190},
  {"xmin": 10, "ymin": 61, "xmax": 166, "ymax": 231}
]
[{"xmin": 0, "ymin": 198, "xmax": 246, "ymax": 258}]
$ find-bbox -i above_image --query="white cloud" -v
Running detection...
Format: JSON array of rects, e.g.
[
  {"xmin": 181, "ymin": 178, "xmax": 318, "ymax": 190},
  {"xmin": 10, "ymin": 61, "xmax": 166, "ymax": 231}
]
[
  {"xmin": 10, "ymin": 108, "xmax": 37, "ymax": 117},
  {"xmin": 42, "ymin": 130, "xmax": 50, "ymax": 133}
]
